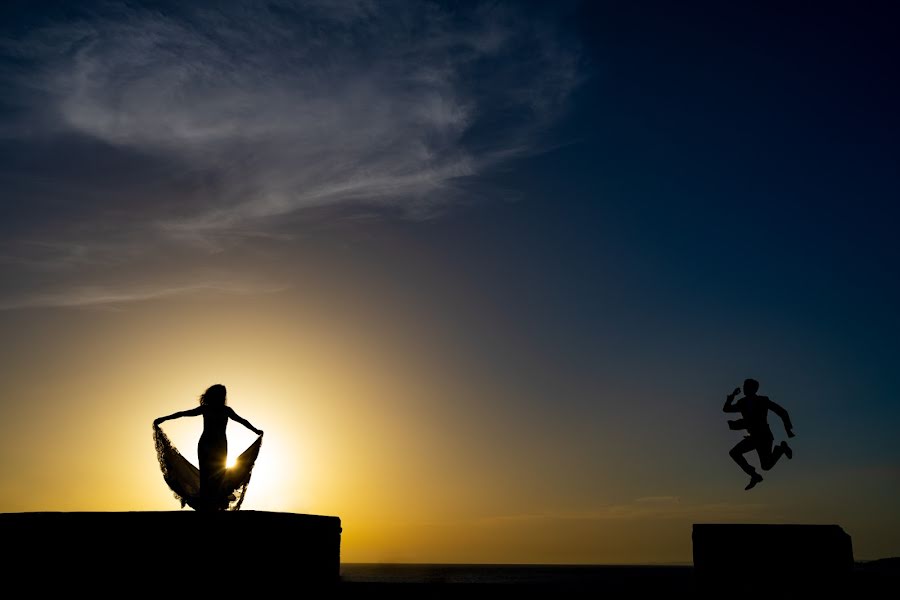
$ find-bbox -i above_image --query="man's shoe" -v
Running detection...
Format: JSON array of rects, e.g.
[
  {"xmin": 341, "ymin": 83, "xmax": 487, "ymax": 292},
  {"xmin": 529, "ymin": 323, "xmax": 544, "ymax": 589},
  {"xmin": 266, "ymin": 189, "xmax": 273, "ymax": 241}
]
[
  {"xmin": 781, "ymin": 440, "xmax": 793, "ymax": 459},
  {"xmin": 745, "ymin": 473, "xmax": 763, "ymax": 490}
]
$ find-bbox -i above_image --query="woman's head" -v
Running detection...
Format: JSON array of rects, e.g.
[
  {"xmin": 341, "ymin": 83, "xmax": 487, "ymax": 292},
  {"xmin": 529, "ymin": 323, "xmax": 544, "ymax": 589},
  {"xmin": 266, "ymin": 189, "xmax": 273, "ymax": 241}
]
[{"xmin": 200, "ymin": 384, "xmax": 227, "ymax": 406}]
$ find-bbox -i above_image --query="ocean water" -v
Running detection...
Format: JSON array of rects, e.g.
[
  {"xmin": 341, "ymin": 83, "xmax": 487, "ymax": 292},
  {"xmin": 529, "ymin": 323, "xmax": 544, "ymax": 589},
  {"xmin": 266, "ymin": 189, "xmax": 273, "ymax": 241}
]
[
  {"xmin": 339, "ymin": 563, "xmax": 693, "ymax": 585},
  {"xmin": 336, "ymin": 562, "xmax": 897, "ymax": 598}
]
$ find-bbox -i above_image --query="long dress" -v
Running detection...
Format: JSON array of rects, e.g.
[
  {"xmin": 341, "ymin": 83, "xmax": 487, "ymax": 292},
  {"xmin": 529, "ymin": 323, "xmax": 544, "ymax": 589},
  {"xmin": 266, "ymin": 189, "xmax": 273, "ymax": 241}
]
[{"xmin": 153, "ymin": 423, "xmax": 262, "ymax": 511}]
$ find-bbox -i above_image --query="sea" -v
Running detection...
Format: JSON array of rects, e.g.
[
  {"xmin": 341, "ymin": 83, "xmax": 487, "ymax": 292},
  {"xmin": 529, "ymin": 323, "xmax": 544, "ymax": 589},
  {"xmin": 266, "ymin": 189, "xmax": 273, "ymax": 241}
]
[
  {"xmin": 339, "ymin": 563, "xmax": 692, "ymax": 585},
  {"xmin": 335, "ymin": 562, "xmax": 895, "ymax": 598}
]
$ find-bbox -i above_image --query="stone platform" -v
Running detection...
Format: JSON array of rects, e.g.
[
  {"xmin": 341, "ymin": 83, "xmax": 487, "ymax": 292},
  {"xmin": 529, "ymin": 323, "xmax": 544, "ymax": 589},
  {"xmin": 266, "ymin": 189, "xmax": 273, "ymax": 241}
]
[
  {"xmin": 693, "ymin": 523, "xmax": 854, "ymax": 597},
  {"xmin": 0, "ymin": 510, "xmax": 341, "ymax": 592}
]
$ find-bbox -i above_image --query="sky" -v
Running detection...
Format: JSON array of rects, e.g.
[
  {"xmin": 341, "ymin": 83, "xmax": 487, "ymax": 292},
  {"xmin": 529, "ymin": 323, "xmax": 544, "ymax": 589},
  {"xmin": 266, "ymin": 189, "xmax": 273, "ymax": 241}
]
[{"xmin": 1, "ymin": 0, "xmax": 899, "ymax": 564}]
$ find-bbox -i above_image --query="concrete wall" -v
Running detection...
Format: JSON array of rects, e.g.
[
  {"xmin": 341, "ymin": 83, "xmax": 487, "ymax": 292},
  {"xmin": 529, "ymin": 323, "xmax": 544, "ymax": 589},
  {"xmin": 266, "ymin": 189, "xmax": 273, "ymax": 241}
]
[{"xmin": 0, "ymin": 510, "xmax": 341, "ymax": 593}]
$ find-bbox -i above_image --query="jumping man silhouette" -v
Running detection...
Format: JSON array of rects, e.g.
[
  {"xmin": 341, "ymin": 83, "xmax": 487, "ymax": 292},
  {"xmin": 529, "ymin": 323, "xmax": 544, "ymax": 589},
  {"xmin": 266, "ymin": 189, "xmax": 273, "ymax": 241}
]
[{"xmin": 723, "ymin": 378, "xmax": 795, "ymax": 490}]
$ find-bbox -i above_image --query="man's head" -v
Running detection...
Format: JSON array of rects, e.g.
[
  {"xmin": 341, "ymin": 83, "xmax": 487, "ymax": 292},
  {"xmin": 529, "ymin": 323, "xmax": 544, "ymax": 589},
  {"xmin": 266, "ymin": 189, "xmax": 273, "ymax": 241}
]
[{"xmin": 743, "ymin": 378, "xmax": 760, "ymax": 395}]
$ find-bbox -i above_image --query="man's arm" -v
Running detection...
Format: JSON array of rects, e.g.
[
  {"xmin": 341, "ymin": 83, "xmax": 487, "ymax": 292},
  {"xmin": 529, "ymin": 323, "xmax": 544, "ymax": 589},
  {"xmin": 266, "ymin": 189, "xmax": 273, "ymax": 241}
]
[
  {"xmin": 767, "ymin": 399, "xmax": 795, "ymax": 437},
  {"xmin": 723, "ymin": 387, "xmax": 742, "ymax": 413}
]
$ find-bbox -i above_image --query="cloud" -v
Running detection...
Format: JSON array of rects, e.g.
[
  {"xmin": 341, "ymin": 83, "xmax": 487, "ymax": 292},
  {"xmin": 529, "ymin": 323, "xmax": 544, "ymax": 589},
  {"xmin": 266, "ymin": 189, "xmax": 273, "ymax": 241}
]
[
  {"xmin": 481, "ymin": 500, "xmax": 770, "ymax": 523},
  {"xmin": 0, "ymin": 0, "xmax": 583, "ymax": 308},
  {"xmin": 634, "ymin": 495, "xmax": 681, "ymax": 504},
  {"xmin": 0, "ymin": 281, "xmax": 287, "ymax": 311},
  {"xmin": 6, "ymin": 0, "xmax": 581, "ymax": 228}
]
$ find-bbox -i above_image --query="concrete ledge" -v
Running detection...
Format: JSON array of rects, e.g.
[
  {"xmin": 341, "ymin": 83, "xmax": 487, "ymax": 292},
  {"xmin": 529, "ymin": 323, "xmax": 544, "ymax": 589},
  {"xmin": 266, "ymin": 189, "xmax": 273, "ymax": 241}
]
[
  {"xmin": 0, "ymin": 510, "xmax": 341, "ymax": 591},
  {"xmin": 693, "ymin": 523, "xmax": 853, "ymax": 596}
]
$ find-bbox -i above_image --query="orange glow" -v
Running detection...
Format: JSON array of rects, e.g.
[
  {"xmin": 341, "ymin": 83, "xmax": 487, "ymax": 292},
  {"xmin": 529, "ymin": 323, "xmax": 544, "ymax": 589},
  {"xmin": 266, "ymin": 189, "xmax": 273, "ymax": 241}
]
[{"xmin": 0, "ymin": 291, "xmax": 896, "ymax": 564}]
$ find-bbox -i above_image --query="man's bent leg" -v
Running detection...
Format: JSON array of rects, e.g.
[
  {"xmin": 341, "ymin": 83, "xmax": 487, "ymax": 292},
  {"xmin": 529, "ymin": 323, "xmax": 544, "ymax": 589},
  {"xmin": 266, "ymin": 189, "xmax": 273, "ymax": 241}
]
[
  {"xmin": 729, "ymin": 437, "xmax": 759, "ymax": 477},
  {"xmin": 758, "ymin": 437, "xmax": 783, "ymax": 471}
]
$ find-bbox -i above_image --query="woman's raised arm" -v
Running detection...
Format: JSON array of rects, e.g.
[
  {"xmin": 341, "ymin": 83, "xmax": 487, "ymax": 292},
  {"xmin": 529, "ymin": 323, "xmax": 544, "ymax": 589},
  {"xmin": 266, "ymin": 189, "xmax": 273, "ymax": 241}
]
[
  {"xmin": 153, "ymin": 406, "xmax": 203, "ymax": 426},
  {"xmin": 227, "ymin": 407, "xmax": 263, "ymax": 436}
]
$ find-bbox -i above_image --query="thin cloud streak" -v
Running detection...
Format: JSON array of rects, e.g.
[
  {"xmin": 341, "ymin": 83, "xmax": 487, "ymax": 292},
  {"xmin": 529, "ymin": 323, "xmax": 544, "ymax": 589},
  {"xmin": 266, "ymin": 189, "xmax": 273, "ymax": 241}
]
[
  {"xmin": 635, "ymin": 496, "xmax": 681, "ymax": 504},
  {"xmin": 480, "ymin": 501, "xmax": 771, "ymax": 523},
  {"xmin": 0, "ymin": 281, "xmax": 288, "ymax": 311}
]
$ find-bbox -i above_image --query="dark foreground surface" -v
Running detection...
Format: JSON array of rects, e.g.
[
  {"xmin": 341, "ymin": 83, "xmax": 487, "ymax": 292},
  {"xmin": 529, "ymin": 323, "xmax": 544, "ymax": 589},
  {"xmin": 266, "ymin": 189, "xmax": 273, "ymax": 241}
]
[
  {"xmin": 337, "ymin": 560, "xmax": 899, "ymax": 598},
  {"xmin": 0, "ymin": 510, "xmax": 342, "ymax": 590},
  {"xmin": 1, "ymin": 512, "xmax": 896, "ymax": 597}
]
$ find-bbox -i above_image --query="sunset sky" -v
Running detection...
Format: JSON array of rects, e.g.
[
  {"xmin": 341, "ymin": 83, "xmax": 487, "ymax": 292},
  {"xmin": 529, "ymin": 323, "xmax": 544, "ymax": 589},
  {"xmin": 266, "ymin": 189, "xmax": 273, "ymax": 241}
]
[{"xmin": 1, "ymin": 1, "xmax": 898, "ymax": 564}]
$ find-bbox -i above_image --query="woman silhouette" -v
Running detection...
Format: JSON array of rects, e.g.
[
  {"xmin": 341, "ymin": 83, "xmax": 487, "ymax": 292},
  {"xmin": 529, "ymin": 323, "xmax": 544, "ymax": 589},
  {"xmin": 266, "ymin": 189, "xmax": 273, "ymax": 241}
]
[{"xmin": 153, "ymin": 384, "xmax": 263, "ymax": 511}]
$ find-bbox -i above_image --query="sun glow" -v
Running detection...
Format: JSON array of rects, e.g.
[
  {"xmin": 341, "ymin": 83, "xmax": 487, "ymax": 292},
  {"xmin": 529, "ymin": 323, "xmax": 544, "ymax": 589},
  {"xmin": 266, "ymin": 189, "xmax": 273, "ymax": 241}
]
[{"xmin": 223, "ymin": 424, "xmax": 303, "ymax": 512}]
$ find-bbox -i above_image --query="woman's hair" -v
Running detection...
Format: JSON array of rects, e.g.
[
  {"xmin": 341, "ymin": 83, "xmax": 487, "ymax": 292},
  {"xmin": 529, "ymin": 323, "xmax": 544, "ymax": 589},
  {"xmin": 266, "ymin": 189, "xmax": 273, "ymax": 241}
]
[{"xmin": 200, "ymin": 384, "xmax": 227, "ymax": 406}]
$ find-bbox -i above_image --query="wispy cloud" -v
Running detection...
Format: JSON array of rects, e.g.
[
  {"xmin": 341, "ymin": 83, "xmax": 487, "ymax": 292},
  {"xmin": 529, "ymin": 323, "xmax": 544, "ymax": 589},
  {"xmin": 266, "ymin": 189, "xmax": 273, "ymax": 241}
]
[
  {"xmin": 0, "ymin": 281, "xmax": 287, "ymax": 311},
  {"xmin": 480, "ymin": 500, "xmax": 770, "ymax": 523},
  {"xmin": 0, "ymin": 1, "xmax": 583, "ymax": 308},
  {"xmin": 6, "ymin": 0, "xmax": 581, "ymax": 231},
  {"xmin": 634, "ymin": 495, "xmax": 680, "ymax": 504}
]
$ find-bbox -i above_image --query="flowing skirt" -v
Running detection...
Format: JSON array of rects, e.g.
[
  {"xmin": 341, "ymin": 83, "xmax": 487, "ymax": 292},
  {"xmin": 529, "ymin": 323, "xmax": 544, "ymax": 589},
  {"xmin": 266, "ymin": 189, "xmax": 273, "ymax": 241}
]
[{"xmin": 153, "ymin": 424, "xmax": 263, "ymax": 511}]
